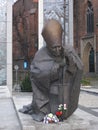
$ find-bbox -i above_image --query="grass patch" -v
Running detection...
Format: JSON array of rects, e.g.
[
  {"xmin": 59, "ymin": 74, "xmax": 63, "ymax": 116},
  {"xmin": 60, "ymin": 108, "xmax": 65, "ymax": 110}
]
[{"xmin": 81, "ymin": 78, "xmax": 91, "ymax": 86}]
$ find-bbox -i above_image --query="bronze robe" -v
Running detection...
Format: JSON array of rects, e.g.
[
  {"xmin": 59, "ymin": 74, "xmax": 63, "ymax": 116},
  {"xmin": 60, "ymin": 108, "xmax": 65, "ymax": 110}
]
[{"xmin": 30, "ymin": 45, "xmax": 83, "ymax": 118}]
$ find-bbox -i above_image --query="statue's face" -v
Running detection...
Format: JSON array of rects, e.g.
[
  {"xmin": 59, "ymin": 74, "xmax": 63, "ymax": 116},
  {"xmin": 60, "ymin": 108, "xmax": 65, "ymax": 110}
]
[
  {"xmin": 48, "ymin": 44, "xmax": 62, "ymax": 57},
  {"xmin": 42, "ymin": 20, "xmax": 63, "ymax": 57}
]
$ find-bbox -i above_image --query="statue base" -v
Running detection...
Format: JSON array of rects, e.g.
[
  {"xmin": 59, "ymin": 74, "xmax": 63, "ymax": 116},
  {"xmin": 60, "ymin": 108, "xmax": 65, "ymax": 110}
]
[{"xmin": 13, "ymin": 92, "xmax": 91, "ymax": 130}]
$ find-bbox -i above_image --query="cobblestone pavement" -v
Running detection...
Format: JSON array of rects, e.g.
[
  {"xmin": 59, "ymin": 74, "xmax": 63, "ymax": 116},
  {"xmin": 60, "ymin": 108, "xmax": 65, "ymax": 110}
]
[
  {"xmin": 79, "ymin": 91, "xmax": 98, "ymax": 112},
  {"xmin": 77, "ymin": 90, "xmax": 98, "ymax": 130}
]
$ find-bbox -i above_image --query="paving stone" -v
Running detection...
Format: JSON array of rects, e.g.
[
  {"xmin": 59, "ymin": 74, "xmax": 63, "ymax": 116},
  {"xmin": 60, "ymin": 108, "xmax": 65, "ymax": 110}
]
[
  {"xmin": 0, "ymin": 98, "xmax": 22, "ymax": 130},
  {"xmin": 12, "ymin": 92, "xmax": 98, "ymax": 130},
  {"xmin": 0, "ymin": 86, "xmax": 22, "ymax": 130}
]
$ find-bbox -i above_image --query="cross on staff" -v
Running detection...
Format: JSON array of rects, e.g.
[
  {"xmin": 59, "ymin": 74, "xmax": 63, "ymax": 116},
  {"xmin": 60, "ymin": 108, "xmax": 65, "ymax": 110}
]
[
  {"xmin": 58, "ymin": 0, "xmax": 67, "ymax": 105},
  {"xmin": 63, "ymin": 0, "xmax": 66, "ymax": 46}
]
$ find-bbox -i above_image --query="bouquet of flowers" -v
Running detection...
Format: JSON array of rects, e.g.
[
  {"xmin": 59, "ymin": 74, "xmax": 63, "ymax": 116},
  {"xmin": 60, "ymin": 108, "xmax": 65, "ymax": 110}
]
[
  {"xmin": 43, "ymin": 113, "xmax": 59, "ymax": 124},
  {"xmin": 55, "ymin": 104, "xmax": 67, "ymax": 121}
]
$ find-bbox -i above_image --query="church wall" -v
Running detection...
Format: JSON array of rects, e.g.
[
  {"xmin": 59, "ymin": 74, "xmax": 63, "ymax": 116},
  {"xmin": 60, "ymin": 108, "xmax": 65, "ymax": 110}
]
[{"xmin": 74, "ymin": 0, "xmax": 98, "ymax": 74}]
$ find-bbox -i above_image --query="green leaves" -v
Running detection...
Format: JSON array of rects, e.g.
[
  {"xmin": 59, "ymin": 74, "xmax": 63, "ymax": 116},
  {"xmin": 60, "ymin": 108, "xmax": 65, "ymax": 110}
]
[{"xmin": 21, "ymin": 75, "xmax": 32, "ymax": 92}]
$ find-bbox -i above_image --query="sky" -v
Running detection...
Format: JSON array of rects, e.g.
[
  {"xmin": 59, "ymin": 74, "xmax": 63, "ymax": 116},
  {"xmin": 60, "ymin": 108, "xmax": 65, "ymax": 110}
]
[{"xmin": 14, "ymin": 0, "xmax": 17, "ymax": 3}]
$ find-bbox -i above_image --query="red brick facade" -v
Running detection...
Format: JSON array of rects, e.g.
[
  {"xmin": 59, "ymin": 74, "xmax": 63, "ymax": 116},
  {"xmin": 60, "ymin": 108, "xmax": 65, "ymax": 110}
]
[
  {"xmin": 74, "ymin": 0, "xmax": 98, "ymax": 73},
  {"xmin": 13, "ymin": 0, "xmax": 38, "ymax": 71},
  {"xmin": 13, "ymin": 0, "xmax": 98, "ymax": 74}
]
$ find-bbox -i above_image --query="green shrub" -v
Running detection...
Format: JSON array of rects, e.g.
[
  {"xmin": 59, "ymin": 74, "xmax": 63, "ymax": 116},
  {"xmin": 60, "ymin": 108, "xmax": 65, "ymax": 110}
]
[
  {"xmin": 81, "ymin": 78, "xmax": 91, "ymax": 86},
  {"xmin": 20, "ymin": 75, "xmax": 32, "ymax": 92}
]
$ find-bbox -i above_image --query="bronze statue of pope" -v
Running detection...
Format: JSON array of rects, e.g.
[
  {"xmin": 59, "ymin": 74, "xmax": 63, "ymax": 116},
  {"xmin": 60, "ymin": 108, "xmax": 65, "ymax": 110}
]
[{"xmin": 19, "ymin": 19, "xmax": 83, "ymax": 122}]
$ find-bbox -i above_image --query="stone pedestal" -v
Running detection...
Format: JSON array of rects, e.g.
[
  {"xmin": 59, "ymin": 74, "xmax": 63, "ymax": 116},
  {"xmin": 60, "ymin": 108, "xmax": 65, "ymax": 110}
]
[{"xmin": 12, "ymin": 92, "xmax": 90, "ymax": 130}]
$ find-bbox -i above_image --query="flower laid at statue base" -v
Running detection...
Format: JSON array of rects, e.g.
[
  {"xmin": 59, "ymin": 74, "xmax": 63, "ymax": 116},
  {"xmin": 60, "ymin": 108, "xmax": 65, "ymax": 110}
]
[
  {"xmin": 43, "ymin": 104, "xmax": 67, "ymax": 124},
  {"xmin": 43, "ymin": 113, "xmax": 59, "ymax": 124},
  {"xmin": 55, "ymin": 104, "xmax": 67, "ymax": 121}
]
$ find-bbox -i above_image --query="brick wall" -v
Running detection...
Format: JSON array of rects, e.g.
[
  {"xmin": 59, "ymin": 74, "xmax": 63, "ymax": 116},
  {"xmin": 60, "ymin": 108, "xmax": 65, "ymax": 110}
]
[
  {"xmin": 13, "ymin": 0, "xmax": 38, "ymax": 83},
  {"xmin": 74, "ymin": 0, "xmax": 98, "ymax": 53},
  {"xmin": 74, "ymin": 0, "xmax": 98, "ymax": 73},
  {"xmin": 13, "ymin": 0, "xmax": 38, "ymax": 69}
]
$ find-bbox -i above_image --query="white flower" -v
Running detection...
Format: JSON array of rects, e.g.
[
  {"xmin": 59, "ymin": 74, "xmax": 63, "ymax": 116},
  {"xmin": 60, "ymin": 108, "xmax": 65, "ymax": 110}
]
[
  {"xmin": 59, "ymin": 104, "xmax": 63, "ymax": 108},
  {"xmin": 64, "ymin": 104, "xmax": 67, "ymax": 110}
]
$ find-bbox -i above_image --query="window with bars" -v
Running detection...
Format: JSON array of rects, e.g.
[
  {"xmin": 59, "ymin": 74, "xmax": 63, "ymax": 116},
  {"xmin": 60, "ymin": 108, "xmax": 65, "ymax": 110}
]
[{"xmin": 86, "ymin": 1, "xmax": 94, "ymax": 34}]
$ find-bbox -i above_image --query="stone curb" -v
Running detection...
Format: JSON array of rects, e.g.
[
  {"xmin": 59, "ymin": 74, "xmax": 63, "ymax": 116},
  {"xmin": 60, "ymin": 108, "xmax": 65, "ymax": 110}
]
[
  {"xmin": 81, "ymin": 88, "xmax": 98, "ymax": 95},
  {"xmin": 11, "ymin": 97, "xmax": 23, "ymax": 130}
]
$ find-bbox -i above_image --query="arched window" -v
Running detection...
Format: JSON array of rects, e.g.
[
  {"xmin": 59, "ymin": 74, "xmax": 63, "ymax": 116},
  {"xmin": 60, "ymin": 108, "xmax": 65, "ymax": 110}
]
[
  {"xmin": 86, "ymin": 1, "xmax": 94, "ymax": 34},
  {"xmin": 89, "ymin": 48, "xmax": 95, "ymax": 72}
]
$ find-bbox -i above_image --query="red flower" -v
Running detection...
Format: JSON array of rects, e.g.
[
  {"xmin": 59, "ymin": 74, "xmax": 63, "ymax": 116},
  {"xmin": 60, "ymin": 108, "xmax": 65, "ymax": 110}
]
[{"xmin": 56, "ymin": 111, "xmax": 63, "ymax": 116}]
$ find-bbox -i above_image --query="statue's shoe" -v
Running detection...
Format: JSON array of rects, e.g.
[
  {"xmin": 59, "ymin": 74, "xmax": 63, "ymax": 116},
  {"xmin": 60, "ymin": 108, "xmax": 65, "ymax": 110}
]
[
  {"xmin": 19, "ymin": 107, "xmax": 30, "ymax": 114},
  {"xmin": 19, "ymin": 103, "xmax": 33, "ymax": 114},
  {"xmin": 31, "ymin": 112, "xmax": 45, "ymax": 122},
  {"xmin": 23, "ymin": 103, "xmax": 32, "ymax": 109}
]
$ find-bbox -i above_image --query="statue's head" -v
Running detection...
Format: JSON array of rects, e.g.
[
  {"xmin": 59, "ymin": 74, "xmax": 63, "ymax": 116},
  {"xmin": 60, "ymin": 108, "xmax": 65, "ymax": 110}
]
[{"xmin": 42, "ymin": 19, "xmax": 63, "ymax": 57}]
